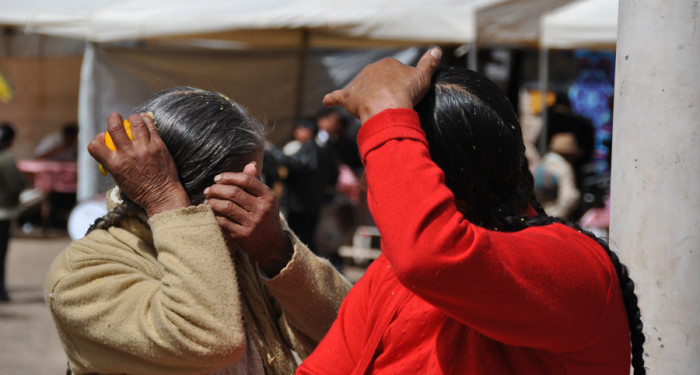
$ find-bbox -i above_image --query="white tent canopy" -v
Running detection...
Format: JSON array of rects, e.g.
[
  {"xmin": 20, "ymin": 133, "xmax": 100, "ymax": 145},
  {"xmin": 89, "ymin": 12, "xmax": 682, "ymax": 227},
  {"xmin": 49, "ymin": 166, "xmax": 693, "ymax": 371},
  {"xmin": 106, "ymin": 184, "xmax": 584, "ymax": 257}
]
[
  {"xmin": 0, "ymin": 0, "xmax": 501, "ymax": 45},
  {"xmin": 540, "ymin": 0, "xmax": 619, "ymax": 50},
  {"xmin": 1, "ymin": 0, "xmax": 509, "ymax": 201},
  {"xmin": 476, "ymin": 0, "xmax": 577, "ymax": 47},
  {"xmin": 1, "ymin": 0, "xmax": 618, "ymax": 201}
]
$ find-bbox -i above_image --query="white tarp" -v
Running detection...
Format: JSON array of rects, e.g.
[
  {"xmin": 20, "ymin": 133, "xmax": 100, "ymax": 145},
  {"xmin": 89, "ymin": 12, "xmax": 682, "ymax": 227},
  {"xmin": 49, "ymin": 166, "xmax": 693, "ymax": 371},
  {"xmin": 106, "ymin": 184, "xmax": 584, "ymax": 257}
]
[
  {"xmin": 75, "ymin": 43, "xmax": 425, "ymax": 201},
  {"xmin": 476, "ymin": 0, "xmax": 576, "ymax": 47},
  {"xmin": 1, "ymin": 0, "xmax": 509, "ymax": 201},
  {"xmin": 0, "ymin": 0, "xmax": 501, "ymax": 44},
  {"xmin": 540, "ymin": 0, "xmax": 618, "ymax": 49}
]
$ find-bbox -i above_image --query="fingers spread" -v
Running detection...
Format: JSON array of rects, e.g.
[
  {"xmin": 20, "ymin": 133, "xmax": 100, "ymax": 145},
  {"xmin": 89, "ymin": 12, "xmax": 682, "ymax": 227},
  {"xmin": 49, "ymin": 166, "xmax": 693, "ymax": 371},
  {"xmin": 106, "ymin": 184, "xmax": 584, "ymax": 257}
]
[
  {"xmin": 209, "ymin": 197, "xmax": 247, "ymax": 224},
  {"xmin": 127, "ymin": 113, "xmax": 151, "ymax": 145},
  {"xmin": 107, "ymin": 113, "xmax": 130, "ymax": 149},
  {"xmin": 87, "ymin": 132, "xmax": 110, "ymax": 163},
  {"xmin": 206, "ymin": 183, "xmax": 256, "ymax": 212},
  {"xmin": 416, "ymin": 47, "xmax": 442, "ymax": 76},
  {"xmin": 242, "ymin": 162, "xmax": 258, "ymax": 177},
  {"xmin": 213, "ymin": 172, "xmax": 268, "ymax": 197},
  {"xmin": 323, "ymin": 90, "xmax": 344, "ymax": 108}
]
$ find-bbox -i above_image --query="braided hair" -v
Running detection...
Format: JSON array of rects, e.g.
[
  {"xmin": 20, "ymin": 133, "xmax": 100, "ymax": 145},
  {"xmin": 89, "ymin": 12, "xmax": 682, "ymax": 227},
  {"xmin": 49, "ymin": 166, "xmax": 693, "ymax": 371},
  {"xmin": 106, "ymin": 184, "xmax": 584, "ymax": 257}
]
[
  {"xmin": 88, "ymin": 87, "xmax": 266, "ymax": 233},
  {"xmin": 415, "ymin": 66, "xmax": 645, "ymax": 374}
]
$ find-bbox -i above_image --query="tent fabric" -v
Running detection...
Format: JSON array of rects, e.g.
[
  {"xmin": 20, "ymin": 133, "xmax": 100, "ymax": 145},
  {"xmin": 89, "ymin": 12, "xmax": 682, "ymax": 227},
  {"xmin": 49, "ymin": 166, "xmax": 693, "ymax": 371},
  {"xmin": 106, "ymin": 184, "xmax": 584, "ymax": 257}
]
[
  {"xmin": 0, "ymin": 0, "xmax": 502, "ymax": 44},
  {"xmin": 75, "ymin": 43, "xmax": 423, "ymax": 201},
  {"xmin": 476, "ymin": 0, "xmax": 577, "ymax": 47},
  {"xmin": 540, "ymin": 0, "xmax": 619, "ymax": 49},
  {"xmin": 0, "ymin": 0, "xmax": 504, "ymax": 202},
  {"xmin": 2, "ymin": 0, "xmax": 619, "ymax": 202}
]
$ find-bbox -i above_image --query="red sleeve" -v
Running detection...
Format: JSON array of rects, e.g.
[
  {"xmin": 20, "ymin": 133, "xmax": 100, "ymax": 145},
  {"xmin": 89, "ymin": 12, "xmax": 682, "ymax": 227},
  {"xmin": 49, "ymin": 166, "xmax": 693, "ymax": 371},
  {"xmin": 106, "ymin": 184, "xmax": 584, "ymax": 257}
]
[
  {"xmin": 357, "ymin": 109, "xmax": 618, "ymax": 352},
  {"xmin": 295, "ymin": 261, "xmax": 372, "ymax": 374}
]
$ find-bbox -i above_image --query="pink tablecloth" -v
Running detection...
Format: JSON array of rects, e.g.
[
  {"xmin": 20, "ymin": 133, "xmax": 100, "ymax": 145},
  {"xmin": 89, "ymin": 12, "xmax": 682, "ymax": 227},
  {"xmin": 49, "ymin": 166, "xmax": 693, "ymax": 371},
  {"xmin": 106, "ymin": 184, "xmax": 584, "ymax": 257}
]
[{"xmin": 17, "ymin": 160, "xmax": 77, "ymax": 193}]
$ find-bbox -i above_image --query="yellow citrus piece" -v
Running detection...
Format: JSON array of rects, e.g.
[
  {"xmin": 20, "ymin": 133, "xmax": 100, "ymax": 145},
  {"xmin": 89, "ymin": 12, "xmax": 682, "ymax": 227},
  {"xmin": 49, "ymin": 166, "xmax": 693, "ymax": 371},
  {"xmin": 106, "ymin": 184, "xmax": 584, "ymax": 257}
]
[
  {"xmin": 105, "ymin": 119, "xmax": 133, "ymax": 150},
  {"xmin": 99, "ymin": 119, "xmax": 133, "ymax": 175}
]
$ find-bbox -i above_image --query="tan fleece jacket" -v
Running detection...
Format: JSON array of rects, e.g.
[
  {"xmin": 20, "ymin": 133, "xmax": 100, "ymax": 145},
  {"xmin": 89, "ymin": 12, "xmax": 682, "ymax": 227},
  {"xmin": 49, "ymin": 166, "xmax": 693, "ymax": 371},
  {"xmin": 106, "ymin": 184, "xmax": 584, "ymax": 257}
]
[{"xmin": 45, "ymin": 193, "xmax": 351, "ymax": 375}]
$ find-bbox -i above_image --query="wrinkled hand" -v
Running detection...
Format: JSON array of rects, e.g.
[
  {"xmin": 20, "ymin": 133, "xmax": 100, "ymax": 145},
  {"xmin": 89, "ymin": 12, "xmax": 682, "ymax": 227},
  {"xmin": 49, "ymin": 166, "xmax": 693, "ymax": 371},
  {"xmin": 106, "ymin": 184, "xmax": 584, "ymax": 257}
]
[
  {"xmin": 88, "ymin": 112, "xmax": 190, "ymax": 216},
  {"xmin": 323, "ymin": 47, "xmax": 442, "ymax": 124},
  {"xmin": 205, "ymin": 163, "xmax": 293, "ymax": 276}
]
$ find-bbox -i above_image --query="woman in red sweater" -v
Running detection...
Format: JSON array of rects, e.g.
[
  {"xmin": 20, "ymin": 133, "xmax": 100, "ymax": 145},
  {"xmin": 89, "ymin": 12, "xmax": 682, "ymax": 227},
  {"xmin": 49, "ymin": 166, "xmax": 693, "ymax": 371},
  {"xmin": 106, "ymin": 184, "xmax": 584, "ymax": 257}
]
[{"xmin": 297, "ymin": 48, "xmax": 645, "ymax": 374}]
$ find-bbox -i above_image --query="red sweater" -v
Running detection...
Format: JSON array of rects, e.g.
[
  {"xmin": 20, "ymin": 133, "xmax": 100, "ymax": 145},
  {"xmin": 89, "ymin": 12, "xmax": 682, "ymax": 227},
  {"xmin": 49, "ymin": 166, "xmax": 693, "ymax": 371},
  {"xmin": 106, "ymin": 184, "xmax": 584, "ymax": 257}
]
[{"xmin": 297, "ymin": 109, "xmax": 630, "ymax": 374}]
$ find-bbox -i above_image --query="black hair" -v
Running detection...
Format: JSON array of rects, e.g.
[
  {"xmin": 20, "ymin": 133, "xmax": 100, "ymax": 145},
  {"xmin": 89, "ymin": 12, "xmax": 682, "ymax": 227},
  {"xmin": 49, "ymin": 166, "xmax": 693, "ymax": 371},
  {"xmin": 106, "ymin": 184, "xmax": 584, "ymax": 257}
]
[
  {"xmin": 296, "ymin": 117, "xmax": 318, "ymax": 134},
  {"xmin": 415, "ymin": 66, "xmax": 541, "ymax": 229},
  {"xmin": 0, "ymin": 122, "xmax": 16, "ymax": 151},
  {"xmin": 415, "ymin": 66, "xmax": 645, "ymax": 374},
  {"xmin": 88, "ymin": 87, "xmax": 265, "ymax": 232}
]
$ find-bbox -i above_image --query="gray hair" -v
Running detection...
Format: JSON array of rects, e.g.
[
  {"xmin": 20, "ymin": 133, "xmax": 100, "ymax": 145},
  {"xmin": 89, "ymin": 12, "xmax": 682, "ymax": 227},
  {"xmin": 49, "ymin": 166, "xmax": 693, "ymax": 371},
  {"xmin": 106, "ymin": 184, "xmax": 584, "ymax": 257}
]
[{"xmin": 88, "ymin": 87, "xmax": 265, "ymax": 233}]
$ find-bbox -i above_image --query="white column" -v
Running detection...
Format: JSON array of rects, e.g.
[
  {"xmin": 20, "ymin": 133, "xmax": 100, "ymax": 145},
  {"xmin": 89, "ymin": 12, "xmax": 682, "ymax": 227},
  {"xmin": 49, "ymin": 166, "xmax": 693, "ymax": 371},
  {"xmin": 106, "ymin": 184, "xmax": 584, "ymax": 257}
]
[{"xmin": 611, "ymin": 1, "xmax": 700, "ymax": 374}]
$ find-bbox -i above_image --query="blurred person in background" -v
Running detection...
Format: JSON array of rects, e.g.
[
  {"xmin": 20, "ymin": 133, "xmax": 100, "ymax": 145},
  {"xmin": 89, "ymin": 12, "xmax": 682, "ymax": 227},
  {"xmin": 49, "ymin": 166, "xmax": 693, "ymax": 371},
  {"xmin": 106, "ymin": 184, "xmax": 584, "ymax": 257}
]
[
  {"xmin": 34, "ymin": 122, "xmax": 80, "ymax": 231},
  {"xmin": 0, "ymin": 122, "xmax": 26, "ymax": 302},
  {"xmin": 34, "ymin": 122, "xmax": 79, "ymax": 162},
  {"xmin": 267, "ymin": 118, "xmax": 339, "ymax": 255},
  {"xmin": 533, "ymin": 131, "xmax": 583, "ymax": 220}
]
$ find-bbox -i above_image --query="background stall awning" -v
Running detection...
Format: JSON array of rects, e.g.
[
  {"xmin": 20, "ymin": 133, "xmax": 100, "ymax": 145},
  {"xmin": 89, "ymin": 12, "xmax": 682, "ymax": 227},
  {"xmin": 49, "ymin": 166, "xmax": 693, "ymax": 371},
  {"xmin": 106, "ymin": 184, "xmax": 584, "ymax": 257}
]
[
  {"xmin": 540, "ymin": 0, "xmax": 619, "ymax": 50},
  {"xmin": 0, "ymin": 0, "xmax": 502, "ymax": 45}
]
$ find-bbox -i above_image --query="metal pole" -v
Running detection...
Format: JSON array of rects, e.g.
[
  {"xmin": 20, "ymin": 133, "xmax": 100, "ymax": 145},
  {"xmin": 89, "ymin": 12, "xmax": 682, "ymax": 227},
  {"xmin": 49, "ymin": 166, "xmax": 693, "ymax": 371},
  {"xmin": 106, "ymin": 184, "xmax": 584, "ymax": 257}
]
[
  {"xmin": 292, "ymin": 29, "xmax": 310, "ymax": 131},
  {"xmin": 467, "ymin": 42, "xmax": 478, "ymax": 71},
  {"xmin": 537, "ymin": 47, "xmax": 549, "ymax": 155}
]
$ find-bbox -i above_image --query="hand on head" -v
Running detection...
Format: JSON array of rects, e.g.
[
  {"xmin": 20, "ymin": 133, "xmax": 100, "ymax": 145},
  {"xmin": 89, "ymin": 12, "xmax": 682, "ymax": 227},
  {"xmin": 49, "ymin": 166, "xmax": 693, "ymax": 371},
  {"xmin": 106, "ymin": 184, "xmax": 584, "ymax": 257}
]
[
  {"xmin": 323, "ymin": 47, "xmax": 442, "ymax": 124},
  {"xmin": 205, "ymin": 162, "xmax": 293, "ymax": 276},
  {"xmin": 88, "ymin": 112, "xmax": 190, "ymax": 216}
]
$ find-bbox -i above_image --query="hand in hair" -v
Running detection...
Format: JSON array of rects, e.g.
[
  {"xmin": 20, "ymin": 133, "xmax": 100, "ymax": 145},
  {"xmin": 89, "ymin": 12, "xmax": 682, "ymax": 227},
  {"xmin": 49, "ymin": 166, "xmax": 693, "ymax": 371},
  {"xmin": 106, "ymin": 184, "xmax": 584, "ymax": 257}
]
[
  {"xmin": 205, "ymin": 162, "xmax": 293, "ymax": 276},
  {"xmin": 88, "ymin": 112, "xmax": 190, "ymax": 216},
  {"xmin": 323, "ymin": 47, "xmax": 442, "ymax": 124}
]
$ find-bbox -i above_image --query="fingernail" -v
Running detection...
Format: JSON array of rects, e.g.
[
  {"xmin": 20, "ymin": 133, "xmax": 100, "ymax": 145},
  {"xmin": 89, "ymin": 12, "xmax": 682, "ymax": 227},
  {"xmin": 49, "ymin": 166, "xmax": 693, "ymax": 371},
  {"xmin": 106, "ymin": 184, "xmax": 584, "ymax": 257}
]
[
  {"xmin": 214, "ymin": 174, "xmax": 222, "ymax": 182},
  {"xmin": 430, "ymin": 47, "xmax": 442, "ymax": 58},
  {"xmin": 203, "ymin": 187, "xmax": 209, "ymax": 195}
]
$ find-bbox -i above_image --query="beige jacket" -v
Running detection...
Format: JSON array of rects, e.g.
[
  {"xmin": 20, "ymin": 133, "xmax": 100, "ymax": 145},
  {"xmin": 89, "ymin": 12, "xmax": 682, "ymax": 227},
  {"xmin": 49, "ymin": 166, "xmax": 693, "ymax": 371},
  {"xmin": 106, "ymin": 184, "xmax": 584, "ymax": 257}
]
[{"xmin": 45, "ymin": 191, "xmax": 351, "ymax": 375}]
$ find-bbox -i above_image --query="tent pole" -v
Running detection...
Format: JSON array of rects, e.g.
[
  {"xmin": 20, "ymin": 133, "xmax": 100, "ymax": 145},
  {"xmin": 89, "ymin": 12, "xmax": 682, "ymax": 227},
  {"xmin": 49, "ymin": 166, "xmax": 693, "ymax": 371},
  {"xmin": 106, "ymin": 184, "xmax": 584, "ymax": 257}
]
[
  {"xmin": 77, "ymin": 42, "xmax": 99, "ymax": 203},
  {"xmin": 467, "ymin": 42, "xmax": 478, "ymax": 71},
  {"xmin": 292, "ymin": 29, "xmax": 310, "ymax": 129},
  {"xmin": 537, "ymin": 47, "xmax": 549, "ymax": 155}
]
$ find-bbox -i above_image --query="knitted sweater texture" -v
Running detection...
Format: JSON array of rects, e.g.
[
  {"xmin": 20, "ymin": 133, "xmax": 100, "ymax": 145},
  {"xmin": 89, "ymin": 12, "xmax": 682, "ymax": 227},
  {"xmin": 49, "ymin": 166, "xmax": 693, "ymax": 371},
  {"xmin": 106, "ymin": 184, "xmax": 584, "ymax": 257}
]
[{"xmin": 45, "ymin": 191, "xmax": 351, "ymax": 375}]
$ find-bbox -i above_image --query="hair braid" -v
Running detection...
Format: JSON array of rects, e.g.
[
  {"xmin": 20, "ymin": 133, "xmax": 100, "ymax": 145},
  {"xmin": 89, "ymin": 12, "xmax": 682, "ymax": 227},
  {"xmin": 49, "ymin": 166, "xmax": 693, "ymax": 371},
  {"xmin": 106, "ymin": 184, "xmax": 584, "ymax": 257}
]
[
  {"xmin": 586, "ymin": 228, "xmax": 646, "ymax": 375},
  {"xmin": 86, "ymin": 196, "xmax": 142, "ymax": 234}
]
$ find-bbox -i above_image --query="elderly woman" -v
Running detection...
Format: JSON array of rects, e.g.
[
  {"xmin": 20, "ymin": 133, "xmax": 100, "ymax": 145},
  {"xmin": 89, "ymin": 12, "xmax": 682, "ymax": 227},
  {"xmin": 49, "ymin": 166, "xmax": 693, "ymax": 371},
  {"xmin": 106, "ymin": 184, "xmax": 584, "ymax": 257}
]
[{"xmin": 45, "ymin": 87, "xmax": 351, "ymax": 375}]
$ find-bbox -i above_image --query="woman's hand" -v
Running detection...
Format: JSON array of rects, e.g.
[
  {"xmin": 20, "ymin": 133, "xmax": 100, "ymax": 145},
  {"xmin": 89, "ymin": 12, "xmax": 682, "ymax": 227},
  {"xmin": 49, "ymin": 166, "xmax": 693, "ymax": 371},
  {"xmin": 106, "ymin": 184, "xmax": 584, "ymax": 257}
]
[
  {"xmin": 323, "ymin": 47, "xmax": 442, "ymax": 124},
  {"xmin": 205, "ymin": 163, "xmax": 293, "ymax": 276},
  {"xmin": 88, "ymin": 112, "xmax": 190, "ymax": 216}
]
